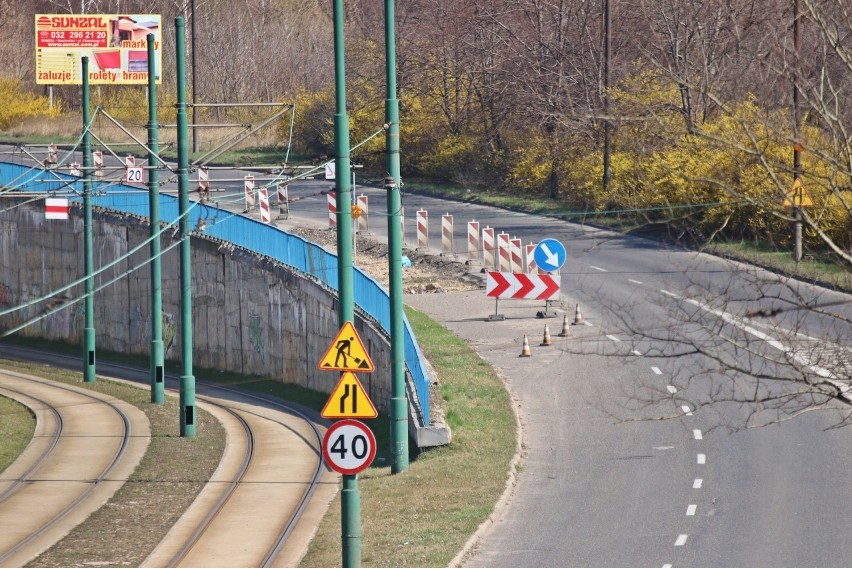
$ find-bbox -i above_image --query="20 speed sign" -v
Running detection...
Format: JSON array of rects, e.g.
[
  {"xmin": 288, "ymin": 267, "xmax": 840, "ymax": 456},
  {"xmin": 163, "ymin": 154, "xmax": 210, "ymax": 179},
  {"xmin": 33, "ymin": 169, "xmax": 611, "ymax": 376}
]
[{"xmin": 322, "ymin": 419, "xmax": 376, "ymax": 475}]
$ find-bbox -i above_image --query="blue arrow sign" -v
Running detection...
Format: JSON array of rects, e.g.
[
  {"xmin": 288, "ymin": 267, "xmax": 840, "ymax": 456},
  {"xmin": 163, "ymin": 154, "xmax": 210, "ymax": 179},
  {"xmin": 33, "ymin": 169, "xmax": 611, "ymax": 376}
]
[{"xmin": 533, "ymin": 238, "xmax": 566, "ymax": 272}]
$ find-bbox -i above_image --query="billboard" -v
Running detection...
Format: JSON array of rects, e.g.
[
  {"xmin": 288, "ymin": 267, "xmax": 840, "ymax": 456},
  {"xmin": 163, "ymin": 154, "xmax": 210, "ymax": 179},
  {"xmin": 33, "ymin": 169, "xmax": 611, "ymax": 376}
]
[{"xmin": 35, "ymin": 14, "xmax": 162, "ymax": 85}]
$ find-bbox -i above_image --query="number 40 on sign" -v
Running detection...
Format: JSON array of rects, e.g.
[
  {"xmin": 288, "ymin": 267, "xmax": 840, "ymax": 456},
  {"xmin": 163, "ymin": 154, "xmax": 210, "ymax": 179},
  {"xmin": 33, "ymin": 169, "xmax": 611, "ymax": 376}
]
[{"xmin": 322, "ymin": 419, "xmax": 377, "ymax": 475}]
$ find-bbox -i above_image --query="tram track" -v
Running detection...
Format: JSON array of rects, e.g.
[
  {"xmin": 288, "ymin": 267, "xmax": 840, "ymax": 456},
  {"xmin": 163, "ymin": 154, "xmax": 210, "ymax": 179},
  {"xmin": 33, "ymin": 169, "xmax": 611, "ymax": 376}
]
[{"xmin": 0, "ymin": 369, "xmax": 150, "ymax": 567}]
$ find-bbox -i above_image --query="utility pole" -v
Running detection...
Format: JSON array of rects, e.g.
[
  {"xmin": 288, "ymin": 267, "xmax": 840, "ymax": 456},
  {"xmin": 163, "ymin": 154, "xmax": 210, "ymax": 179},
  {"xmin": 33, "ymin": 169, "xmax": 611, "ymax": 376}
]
[
  {"xmin": 191, "ymin": 0, "xmax": 198, "ymax": 153},
  {"xmin": 147, "ymin": 33, "xmax": 165, "ymax": 404},
  {"xmin": 792, "ymin": 0, "xmax": 803, "ymax": 262},
  {"xmin": 332, "ymin": 0, "xmax": 360, "ymax": 565},
  {"xmin": 175, "ymin": 17, "xmax": 197, "ymax": 436},
  {"xmin": 602, "ymin": 0, "xmax": 612, "ymax": 191},
  {"xmin": 81, "ymin": 56, "xmax": 96, "ymax": 383},
  {"xmin": 385, "ymin": 0, "xmax": 409, "ymax": 475}
]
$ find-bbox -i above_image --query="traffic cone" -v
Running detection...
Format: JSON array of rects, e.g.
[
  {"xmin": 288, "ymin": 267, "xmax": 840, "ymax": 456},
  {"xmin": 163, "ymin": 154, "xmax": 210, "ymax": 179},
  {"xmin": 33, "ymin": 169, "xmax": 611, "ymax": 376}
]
[
  {"xmin": 540, "ymin": 324, "xmax": 552, "ymax": 346},
  {"xmin": 573, "ymin": 303, "xmax": 584, "ymax": 325},
  {"xmin": 519, "ymin": 334, "xmax": 532, "ymax": 357},
  {"xmin": 558, "ymin": 314, "xmax": 571, "ymax": 337}
]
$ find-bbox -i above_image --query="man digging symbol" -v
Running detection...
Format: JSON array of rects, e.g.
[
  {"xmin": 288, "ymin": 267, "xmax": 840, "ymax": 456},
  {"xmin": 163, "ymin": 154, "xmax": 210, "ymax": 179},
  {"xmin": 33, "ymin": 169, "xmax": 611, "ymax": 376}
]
[{"xmin": 335, "ymin": 336, "xmax": 354, "ymax": 368}]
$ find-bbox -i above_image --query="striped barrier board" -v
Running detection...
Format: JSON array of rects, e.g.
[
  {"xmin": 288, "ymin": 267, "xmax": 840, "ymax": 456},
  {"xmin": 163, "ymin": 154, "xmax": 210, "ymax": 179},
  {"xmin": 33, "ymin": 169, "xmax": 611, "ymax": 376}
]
[
  {"xmin": 198, "ymin": 167, "xmax": 209, "ymax": 200},
  {"xmin": 497, "ymin": 232, "xmax": 511, "ymax": 272},
  {"xmin": 277, "ymin": 183, "xmax": 289, "ymax": 219},
  {"xmin": 525, "ymin": 242, "xmax": 542, "ymax": 274},
  {"xmin": 244, "ymin": 175, "xmax": 255, "ymax": 210},
  {"xmin": 482, "ymin": 226, "xmax": 495, "ymax": 269},
  {"xmin": 259, "ymin": 186, "xmax": 270, "ymax": 223},
  {"xmin": 442, "ymin": 213, "xmax": 454, "ymax": 255},
  {"xmin": 417, "ymin": 209, "xmax": 428, "ymax": 249},
  {"xmin": 486, "ymin": 271, "xmax": 560, "ymax": 300},
  {"xmin": 327, "ymin": 191, "xmax": 336, "ymax": 227},
  {"xmin": 93, "ymin": 150, "xmax": 104, "ymax": 177},
  {"xmin": 467, "ymin": 220, "xmax": 481, "ymax": 262},
  {"xmin": 510, "ymin": 237, "xmax": 523, "ymax": 273}
]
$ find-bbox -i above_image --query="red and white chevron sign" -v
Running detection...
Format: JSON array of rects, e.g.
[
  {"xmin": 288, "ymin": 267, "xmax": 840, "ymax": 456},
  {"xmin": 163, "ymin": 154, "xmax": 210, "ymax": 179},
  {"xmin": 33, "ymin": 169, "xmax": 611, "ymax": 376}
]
[{"xmin": 486, "ymin": 271, "xmax": 560, "ymax": 300}]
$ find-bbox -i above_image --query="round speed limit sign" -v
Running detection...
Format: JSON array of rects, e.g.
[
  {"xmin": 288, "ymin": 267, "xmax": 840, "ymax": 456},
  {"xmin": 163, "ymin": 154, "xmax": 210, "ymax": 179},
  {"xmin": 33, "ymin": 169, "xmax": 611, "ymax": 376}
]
[{"xmin": 322, "ymin": 419, "xmax": 376, "ymax": 475}]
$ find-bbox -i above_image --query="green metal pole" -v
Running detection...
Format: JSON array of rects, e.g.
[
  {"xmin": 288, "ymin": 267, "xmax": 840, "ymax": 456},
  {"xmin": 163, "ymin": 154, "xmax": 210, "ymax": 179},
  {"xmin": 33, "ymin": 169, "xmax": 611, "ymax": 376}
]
[
  {"xmin": 332, "ymin": 1, "xmax": 359, "ymax": 566},
  {"xmin": 81, "ymin": 56, "xmax": 96, "ymax": 383},
  {"xmin": 147, "ymin": 33, "xmax": 165, "ymax": 404},
  {"xmin": 175, "ymin": 17, "xmax": 196, "ymax": 436},
  {"xmin": 385, "ymin": 0, "xmax": 409, "ymax": 474}
]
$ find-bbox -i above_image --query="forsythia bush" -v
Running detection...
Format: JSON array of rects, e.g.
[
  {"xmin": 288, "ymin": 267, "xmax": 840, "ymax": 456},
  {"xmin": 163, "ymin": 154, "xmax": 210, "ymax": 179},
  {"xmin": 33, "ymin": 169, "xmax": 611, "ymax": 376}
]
[{"xmin": 0, "ymin": 76, "xmax": 61, "ymax": 130}]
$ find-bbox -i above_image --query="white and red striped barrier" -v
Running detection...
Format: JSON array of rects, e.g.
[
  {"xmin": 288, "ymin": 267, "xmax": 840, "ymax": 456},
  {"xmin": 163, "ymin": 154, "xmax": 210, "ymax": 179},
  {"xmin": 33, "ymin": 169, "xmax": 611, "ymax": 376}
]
[
  {"xmin": 277, "ymin": 183, "xmax": 289, "ymax": 219},
  {"xmin": 45, "ymin": 197, "xmax": 69, "ymax": 220},
  {"xmin": 467, "ymin": 220, "xmax": 481, "ymax": 262},
  {"xmin": 417, "ymin": 209, "xmax": 429, "ymax": 249},
  {"xmin": 327, "ymin": 191, "xmax": 336, "ymax": 227},
  {"xmin": 197, "ymin": 167, "xmax": 209, "ymax": 199},
  {"xmin": 486, "ymin": 271, "xmax": 560, "ymax": 300},
  {"xmin": 125, "ymin": 155, "xmax": 135, "ymax": 167},
  {"xmin": 482, "ymin": 226, "xmax": 495, "ymax": 269},
  {"xmin": 525, "ymin": 242, "xmax": 542, "ymax": 274},
  {"xmin": 69, "ymin": 162, "xmax": 81, "ymax": 176},
  {"xmin": 259, "ymin": 186, "xmax": 270, "ymax": 223},
  {"xmin": 244, "ymin": 175, "xmax": 255, "ymax": 210},
  {"xmin": 442, "ymin": 213, "xmax": 454, "ymax": 256},
  {"xmin": 510, "ymin": 237, "xmax": 523, "ymax": 273},
  {"xmin": 93, "ymin": 150, "xmax": 104, "ymax": 177},
  {"xmin": 497, "ymin": 232, "xmax": 511, "ymax": 272},
  {"xmin": 356, "ymin": 194, "xmax": 369, "ymax": 232}
]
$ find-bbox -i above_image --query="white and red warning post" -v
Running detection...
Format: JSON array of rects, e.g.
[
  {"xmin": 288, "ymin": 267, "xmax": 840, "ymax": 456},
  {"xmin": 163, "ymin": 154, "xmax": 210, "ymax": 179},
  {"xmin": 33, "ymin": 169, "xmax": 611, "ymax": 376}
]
[{"xmin": 35, "ymin": 14, "xmax": 162, "ymax": 85}]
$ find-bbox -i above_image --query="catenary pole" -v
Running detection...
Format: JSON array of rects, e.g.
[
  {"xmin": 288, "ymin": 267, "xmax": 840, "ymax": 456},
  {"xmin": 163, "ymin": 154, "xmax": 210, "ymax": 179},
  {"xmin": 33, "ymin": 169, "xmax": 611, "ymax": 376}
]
[
  {"xmin": 147, "ymin": 33, "xmax": 165, "ymax": 404},
  {"xmin": 792, "ymin": 0, "xmax": 803, "ymax": 262},
  {"xmin": 385, "ymin": 0, "xmax": 409, "ymax": 474},
  {"xmin": 175, "ymin": 17, "xmax": 196, "ymax": 436},
  {"xmin": 81, "ymin": 56, "xmax": 96, "ymax": 383}
]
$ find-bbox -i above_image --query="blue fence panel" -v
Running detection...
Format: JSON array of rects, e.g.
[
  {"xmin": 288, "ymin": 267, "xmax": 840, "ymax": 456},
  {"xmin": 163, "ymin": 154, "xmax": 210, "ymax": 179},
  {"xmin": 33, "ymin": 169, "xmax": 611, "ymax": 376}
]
[{"xmin": 1, "ymin": 161, "xmax": 430, "ymax": 422}]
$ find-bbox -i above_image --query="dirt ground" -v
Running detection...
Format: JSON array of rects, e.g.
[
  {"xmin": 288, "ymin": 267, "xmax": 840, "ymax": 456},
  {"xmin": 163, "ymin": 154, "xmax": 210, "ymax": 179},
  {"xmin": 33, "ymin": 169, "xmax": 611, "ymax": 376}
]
[{"xmin": 286, "ymin": 226, "xmax": 483, "ymax": 294}]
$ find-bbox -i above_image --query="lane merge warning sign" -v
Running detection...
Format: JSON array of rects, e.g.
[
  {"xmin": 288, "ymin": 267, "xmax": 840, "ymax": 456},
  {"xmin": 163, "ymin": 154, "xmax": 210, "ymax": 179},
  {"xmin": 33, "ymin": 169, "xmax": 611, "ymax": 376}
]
[{"xmin": 321, "ymin": 372, "xmax": 378, "ymax": 419}]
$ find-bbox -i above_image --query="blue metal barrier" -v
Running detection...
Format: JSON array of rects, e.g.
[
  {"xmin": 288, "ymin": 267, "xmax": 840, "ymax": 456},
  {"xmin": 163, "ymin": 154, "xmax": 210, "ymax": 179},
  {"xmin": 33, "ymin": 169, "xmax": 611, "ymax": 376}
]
[{"xmin": 1, "ymin": 161, "xmax": 431, "ymax": 422}]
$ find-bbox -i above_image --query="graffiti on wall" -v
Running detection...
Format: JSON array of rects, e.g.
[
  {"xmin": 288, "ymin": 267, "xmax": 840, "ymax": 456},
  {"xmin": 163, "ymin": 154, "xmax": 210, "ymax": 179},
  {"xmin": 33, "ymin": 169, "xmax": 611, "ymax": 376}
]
[
  {"xmin": 163, "ymin": 312, "xmax": 177, "ymax": 357},
  {"xmin": 248, "ymin": 312, "xmax": 265, "ymax": 362}
]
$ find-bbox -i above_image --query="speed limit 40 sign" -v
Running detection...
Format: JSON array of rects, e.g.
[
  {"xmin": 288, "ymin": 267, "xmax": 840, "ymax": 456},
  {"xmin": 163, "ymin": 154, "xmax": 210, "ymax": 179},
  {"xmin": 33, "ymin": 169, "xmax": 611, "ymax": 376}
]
[{"xmin": 322, "ymin": 419, "xmax": 376, "ymax": 475}]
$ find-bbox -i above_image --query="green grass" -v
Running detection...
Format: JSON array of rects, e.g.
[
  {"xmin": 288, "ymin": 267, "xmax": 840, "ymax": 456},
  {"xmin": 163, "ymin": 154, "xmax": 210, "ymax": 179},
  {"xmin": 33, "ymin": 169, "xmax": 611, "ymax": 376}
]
[
  {"xmin": 0, "ymin": 395, "xmax": 35, "ymax": 473},
  {"xmin": 300, "ymin": 306, "xmax": 516, "ymax": 567}
]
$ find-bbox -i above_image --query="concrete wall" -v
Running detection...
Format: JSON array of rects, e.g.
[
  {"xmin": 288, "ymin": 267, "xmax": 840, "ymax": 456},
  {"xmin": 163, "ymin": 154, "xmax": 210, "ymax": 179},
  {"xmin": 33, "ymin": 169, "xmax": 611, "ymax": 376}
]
[{"xmin": 0, "ymin": 200, "xmax": 392, "ymax": 410}]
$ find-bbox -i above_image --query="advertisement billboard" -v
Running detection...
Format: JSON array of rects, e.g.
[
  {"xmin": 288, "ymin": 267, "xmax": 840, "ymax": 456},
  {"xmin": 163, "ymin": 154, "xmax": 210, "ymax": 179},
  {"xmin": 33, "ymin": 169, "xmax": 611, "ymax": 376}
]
[{"xmin": 35, "ymin": 14, "xmax": 162, "ymax": 85}]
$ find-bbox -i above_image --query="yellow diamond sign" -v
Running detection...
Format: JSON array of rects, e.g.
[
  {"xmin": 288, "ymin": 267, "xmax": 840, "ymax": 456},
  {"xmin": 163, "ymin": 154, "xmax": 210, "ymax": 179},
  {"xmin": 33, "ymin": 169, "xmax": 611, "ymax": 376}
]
[
  {"xmin": 321, "ymin": 372, "xmax": 378, "ymax": 419},
  {"xmin": 318, "ymin": 321, "xmax": 375, "ymax": 372}
]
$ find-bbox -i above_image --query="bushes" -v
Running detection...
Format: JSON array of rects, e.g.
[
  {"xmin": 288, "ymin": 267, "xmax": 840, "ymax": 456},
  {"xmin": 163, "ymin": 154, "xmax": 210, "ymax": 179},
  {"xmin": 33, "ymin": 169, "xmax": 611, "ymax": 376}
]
[{"xmin": 0, "ymin": 76, "xmax": 60, "ymax": 131}]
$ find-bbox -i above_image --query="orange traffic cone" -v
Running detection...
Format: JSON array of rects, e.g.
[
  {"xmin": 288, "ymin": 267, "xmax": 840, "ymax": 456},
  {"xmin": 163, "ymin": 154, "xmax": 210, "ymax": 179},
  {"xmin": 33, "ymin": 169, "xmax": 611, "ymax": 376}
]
[
  {"xmin": 540, "ymin": 324, "xmax": 552, "ymax": 346},
  {"xmin": 519, "ymin": 334, "xmax": 532, "ymax": 357},
  {"xmin": 558, "ymin": 314, "xmax": 571, "ymax": 337},
  {"xmin": 573, "ymin": 303, "xmax": 585, "ymax": 325}
]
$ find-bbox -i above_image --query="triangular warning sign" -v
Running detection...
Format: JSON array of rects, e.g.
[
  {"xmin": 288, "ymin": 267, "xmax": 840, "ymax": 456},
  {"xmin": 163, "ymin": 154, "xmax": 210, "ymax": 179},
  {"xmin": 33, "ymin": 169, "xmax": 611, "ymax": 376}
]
[
  {"xmin": 318, "ymin": 321, "xmax": 375, "ymax": 372},
  {"xmin": 321, "ymin": 372, "xmax": 378, "ymax": 419},
  {"xmin": 783, "ymin": 178, "xmax": 813, "ymax": 207}
]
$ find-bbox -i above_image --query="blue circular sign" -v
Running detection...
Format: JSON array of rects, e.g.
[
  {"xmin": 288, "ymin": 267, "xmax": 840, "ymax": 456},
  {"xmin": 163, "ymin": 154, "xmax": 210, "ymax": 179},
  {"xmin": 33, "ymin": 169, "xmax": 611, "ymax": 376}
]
[{"xmin": 533, "ymin": 238, "xmax": 566, "ymax": 272}]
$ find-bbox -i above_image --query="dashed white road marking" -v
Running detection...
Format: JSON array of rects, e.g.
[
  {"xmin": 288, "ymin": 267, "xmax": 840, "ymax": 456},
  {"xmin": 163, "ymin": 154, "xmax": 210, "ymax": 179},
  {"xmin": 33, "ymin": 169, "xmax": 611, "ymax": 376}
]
[
  {"xmin": 652, "ymin": 367, "xmax": 663, "ymax": 375},
  {"xmin": 662, "ymin": 565, "xmax": 673, "ymax": 568},
  {"xmin": 681, "ymin": 405, "xmax": 693, "ymax": 416},
  {"xmin": 693, "ymin": 478, "xmax": 704, "ymax": 489},
  {"xmin": 632, "ymin": 350, "xmax": 643, "ymax": 356},
  {"xmin": 666, "ymin": 385, "xmax": 677, "ymax": 394},
  {"xmin": 686, "ymin": 504, "xmax": 697, "ymax": 516},
  {"xmin": 693, "ymin": 429, "xmax": 703, "ymax": 440},
  {"xmin": 653, "ymin": 446, "xmax": 675, "ymax": 451},
  {"xmin": 590, "ymin": 265, "xmax": 607, "ymax": 272},
  {"xmin": 606, "ymin": 334, "xmax": 621, "ymax": 342},
  {"xmin": 660, "ymin": 289, "xmax": 680, "ymax": 298},
  {"xmin": 675, "ymin": 534, "xmax": 689, "ymax": 546},
  {"xmin": 697, "ymin": 453, "xmax": 706, "ymax": 464},
  {"xmin": 628, "ymin": 279, "xmax": 643, "ymax": 285},
  {"xmin": 583, "ymin": 321, "xmax": 593, "ymax": 327}
]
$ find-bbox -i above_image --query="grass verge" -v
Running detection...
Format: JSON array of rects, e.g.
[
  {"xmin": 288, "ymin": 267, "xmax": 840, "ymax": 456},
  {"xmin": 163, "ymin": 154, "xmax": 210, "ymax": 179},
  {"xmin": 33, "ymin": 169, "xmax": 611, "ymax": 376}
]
[
  {"xmin": 0, "ymin": 357, "xmax": 225, "ymax": 568},
  {"xmin": 0, "ymin": 395, "xmax": 35, "ymax": 473},
  {"xmin": 299, "ymin": 306, "xmax": 516, "ymax": 567}
]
